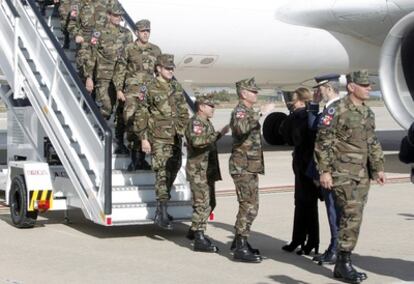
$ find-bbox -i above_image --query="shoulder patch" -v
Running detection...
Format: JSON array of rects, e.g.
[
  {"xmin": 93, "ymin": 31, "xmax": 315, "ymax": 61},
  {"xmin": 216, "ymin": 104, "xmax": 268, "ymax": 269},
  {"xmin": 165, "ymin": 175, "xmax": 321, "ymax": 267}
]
[
  {"xmin": 192, "ymin": 120, "xmax": 203, "ymax": 135},
  {"xmin": 319, "ymin": 114, "xmax": 333, "ymax": 126},
  {"xmin": 235, "ymin": 107, "xmax": 246, "ymax": 119},
  {"xmin": 327, "ymin": 107, "xmax": 336, "ymax": 115},
  {"xmin": 70, "ymin": 5, "xmax": 78, "ymax": 18},
  {"xmin": 90, "ymin": 31, "xmax": 101, "ymax": 45}
]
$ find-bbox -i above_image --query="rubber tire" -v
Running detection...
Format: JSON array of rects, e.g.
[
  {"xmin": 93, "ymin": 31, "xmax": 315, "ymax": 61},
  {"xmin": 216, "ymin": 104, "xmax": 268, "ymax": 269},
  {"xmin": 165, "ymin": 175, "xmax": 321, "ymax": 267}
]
[
  {"xmin": 9, "ymin": 175, "xmax": 37, "ymax": 228},
  {"xmin": 262, "ymin": 112, "xmax": 287, "ymax": 145}
]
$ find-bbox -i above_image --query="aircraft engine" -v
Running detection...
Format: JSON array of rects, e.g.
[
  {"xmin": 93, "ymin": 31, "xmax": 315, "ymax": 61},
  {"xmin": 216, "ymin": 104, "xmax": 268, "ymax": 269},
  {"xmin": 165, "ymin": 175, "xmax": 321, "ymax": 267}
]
[{"xmin": 380, "ymin": 11, "xmax": 414, "ymax": 129}]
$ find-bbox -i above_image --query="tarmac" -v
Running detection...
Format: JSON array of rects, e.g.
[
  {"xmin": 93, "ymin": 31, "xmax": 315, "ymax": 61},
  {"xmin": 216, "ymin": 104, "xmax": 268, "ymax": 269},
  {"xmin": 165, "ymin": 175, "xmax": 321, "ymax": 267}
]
[{"xmin": 0, "ymin": 106, "xmax": 413, "ymax": 283}]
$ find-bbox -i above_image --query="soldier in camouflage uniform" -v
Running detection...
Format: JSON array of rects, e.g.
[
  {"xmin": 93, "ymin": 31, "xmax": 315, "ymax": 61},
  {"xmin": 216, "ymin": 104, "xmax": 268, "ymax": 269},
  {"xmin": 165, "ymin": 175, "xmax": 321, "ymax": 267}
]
[
  {"xmin": 140, "ymin": 54, "xmax": 189, "ymax": 230},
  {"xmin": 229, "ymin": 77, "xmax": 274, "ymax": 263},
  {"xmin": 73, "ymin": 0, "xmax": 116, "ymax": 79},
  {"xmin": 185, "ymin": 94, "xmax": 229, "ymax": 252},
  {"xmin": 57, "ymin": 0, "xmax": 80, "ymax": 48},
  {"xmin": 113, "ymin": 19, "xmax": 161, "ymax": 170},
  {"xmin": 83, "ymin": 4, "xmax": 133, "ymax": 154},
  {"xmin": 314, "ymin": 70, "xmax": 386, "ymax": 284}
]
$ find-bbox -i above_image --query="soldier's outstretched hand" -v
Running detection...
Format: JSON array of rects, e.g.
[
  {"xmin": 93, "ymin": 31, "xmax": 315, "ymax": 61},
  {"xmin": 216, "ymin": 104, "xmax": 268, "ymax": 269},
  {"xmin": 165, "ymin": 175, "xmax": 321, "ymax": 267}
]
[
  {"xmin": 376, "ymin": 171, "xmax": 386, "ymax": 185},
  {"xmin": 261, "ymin": 103, "xmax": 276, "ymax": 115},
  {"xmin": 142, "ymin": 139, "xmax": 151, "ymax": 154},
  {"xmin": 220, "ymin": 124, "xmax": 230, "ymax": 136}
]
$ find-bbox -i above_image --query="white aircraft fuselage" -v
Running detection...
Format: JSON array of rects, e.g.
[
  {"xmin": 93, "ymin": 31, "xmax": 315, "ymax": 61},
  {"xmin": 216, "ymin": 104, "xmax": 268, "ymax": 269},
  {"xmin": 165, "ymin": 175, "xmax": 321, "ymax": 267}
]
[{"xmin": 120, "ymin": 0, "xmax": 413, "ymax": 88}]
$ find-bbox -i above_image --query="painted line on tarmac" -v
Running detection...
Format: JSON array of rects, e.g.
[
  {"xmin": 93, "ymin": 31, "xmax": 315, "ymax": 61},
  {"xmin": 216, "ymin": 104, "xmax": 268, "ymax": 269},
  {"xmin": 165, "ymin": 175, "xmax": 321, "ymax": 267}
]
[{"xmin": 216, "ymin": 175, "xmax": 410, "ymax": 197}]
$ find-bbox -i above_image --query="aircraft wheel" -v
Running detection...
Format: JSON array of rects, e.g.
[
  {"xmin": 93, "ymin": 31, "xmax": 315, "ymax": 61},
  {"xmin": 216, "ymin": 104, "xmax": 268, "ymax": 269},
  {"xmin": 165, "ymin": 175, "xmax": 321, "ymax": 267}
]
[
  {"xmin": 262, "ymin": 112, "xmax": 287, "ymax": 145},
  {"xmin": 9, "ymin": 175, "xmax": 37, "ymax": 228}
]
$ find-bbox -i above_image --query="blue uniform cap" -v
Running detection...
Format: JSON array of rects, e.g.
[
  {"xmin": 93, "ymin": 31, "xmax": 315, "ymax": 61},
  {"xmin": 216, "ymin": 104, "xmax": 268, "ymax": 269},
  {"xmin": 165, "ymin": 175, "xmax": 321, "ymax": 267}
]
[{"xmin": 313, "ymin": 74, "xmax": 340, "ymax": 88}]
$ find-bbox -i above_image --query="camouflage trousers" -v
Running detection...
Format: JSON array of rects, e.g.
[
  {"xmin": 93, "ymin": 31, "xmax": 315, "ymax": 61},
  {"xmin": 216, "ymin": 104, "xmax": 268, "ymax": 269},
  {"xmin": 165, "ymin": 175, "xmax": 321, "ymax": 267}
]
[
  {"xmin": 58, "ymin": 0, "xmax": 70, "ymax": 32},
  {"xmin": 95, "ymin": 79, "xmax": 125, "ymax": 139},
  {"xmin": 152, "ymin": 139, "xmax": 182, "ymax": 201},
  {"xmin": 123, "ymin": 85, "xmax": 148, "ymax": 150},
  {"xmin": 232, "ymin": 173, "xmax": 259, "ymax": 237},
  {"xmin": 333, "ymin": 176, "xmax": 370, "ymax": 252},
  {"xmin": 75, "ymin": 41, "xmax": 90, "ymax": 79},
  {"xmin": 189, "ymin": 178, "xmax": 216, "ymax": 232}
]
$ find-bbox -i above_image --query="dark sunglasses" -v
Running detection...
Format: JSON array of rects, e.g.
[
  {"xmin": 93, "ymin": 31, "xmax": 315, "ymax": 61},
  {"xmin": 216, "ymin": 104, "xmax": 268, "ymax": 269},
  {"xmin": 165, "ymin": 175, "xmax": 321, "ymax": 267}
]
[{"xmin": 164, "ymin": 67, "xmax": 174, "ymax": 71}]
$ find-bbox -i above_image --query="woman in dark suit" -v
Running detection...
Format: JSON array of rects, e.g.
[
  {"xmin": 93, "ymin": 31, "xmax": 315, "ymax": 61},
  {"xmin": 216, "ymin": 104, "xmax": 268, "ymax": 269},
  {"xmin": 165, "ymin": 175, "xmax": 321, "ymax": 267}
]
[{"xmin": 280, "ymin": 87, "xmax": 320, "ymax": 255}]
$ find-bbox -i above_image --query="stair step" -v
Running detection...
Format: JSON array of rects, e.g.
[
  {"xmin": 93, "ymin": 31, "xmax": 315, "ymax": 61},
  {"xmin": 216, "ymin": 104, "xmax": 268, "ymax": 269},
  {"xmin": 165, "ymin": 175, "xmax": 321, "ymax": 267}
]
[
  {"xmin": 111, "ymin": 201, "xmax": 192, "ymax": 224},
  {"xmin": 112, "ymin": 185, "xmax": 191, "ymax": 204},
  {"xmin": 112, "ymin": 169, "xmax": 155, "ymax": 186}
]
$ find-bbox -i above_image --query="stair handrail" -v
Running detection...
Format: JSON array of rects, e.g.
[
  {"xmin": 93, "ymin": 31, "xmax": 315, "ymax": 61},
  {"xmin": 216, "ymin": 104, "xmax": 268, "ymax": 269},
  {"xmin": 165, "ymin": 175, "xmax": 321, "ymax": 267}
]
[{"xmin": 24, "ymin": 0, "xmax": 113, "ymax": 215}]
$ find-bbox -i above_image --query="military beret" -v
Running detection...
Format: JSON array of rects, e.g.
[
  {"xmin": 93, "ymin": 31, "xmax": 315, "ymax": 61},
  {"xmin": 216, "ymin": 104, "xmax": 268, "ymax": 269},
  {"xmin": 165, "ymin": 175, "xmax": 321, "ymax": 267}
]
[
  {"xmin": 347, "ymin": 69, "xmax": 372, "ymax": 85},
  {"xmin": 136, "ymin": 19, "xmax": 150, "ymax": 31},
  {"xmin": 312, "ymin": 74, "xmax": 340, "ymax": 88},
  {"xmin": 236, "ymin": 77, "xmax": 261, "ymax": 93},
  {"xmin": 196, "ymin": 94, "xmax": 216, "ymax": 107},
  {"xmin": 156, "ymin": 54, "xmax": 175, "ymax": 68},
  {"xmin": 107, "ymin": 3, "xmax": 124, "ymax": 15}
]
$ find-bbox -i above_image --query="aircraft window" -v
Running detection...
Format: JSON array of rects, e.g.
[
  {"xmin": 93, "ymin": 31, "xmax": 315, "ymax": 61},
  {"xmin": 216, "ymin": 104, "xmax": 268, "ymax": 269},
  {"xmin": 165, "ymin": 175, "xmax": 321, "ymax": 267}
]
[
  {"xmin": 200, "ymin": 57, "xmax": 214, "ymax": 65},
  {"xmin": 184, "ymin": 57, "xmax": 193, "ymax": 64}
]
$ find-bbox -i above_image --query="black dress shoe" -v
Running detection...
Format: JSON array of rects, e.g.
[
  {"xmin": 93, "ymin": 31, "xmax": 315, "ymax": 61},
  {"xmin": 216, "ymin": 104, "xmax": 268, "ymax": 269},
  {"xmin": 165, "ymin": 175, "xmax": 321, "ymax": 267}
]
[
  {"xmin": 313, "ymin": 249, "xmax": 337, "ymax": 265},
  {"xmin": 297, "ymin": 243, "xmax": 319, "ymax": 255},
  {"xmin": 282, "ymin": 242, "xmax": 301, "ymax": 253}
]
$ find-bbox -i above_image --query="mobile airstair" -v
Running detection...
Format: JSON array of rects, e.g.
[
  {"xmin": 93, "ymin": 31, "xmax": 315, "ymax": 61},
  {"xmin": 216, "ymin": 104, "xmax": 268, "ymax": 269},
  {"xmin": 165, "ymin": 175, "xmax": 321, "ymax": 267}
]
[{"xmin": 0, "ymin": 0, "xmax": 193, "ymax": 227}]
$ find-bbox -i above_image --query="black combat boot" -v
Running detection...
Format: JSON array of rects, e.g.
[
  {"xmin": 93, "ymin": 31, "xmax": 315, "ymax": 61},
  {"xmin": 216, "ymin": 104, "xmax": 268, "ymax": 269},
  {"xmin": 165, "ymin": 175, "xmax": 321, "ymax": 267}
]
[
  {"xmin": 186, "ymin": 228, "xmax": 195, "ymax": 240},
  {"xmin": 313, "ymin": 248, "xmax": 337, "ymax": 265},
  {"xmin": 333, "ymin": 251, "xmax": 365, "ymax": 284},
  {"xmin": 193, "ymin": 231, "xmax": 219, "ymax": 253},
  {"xmin": 114, "ymin": 136, "xmax": 129, "ymax": 155},
  {"xmin": 230, "ymin": 235, "xmax": 260, "ymax": 255},
  {"xmin": 127, "ymin": 150, "xmax": 138, "ymax": 171},
  {"xmin": 154, "ymin": 201, "xmax": 173, "ymax": 230},
  {"xmin": 233, "ymin": 235, "xmax": 262, "ymax": 263},
  {"xmin": 136, "ymin": 150, "xmax": 151, "ymax": 170}
]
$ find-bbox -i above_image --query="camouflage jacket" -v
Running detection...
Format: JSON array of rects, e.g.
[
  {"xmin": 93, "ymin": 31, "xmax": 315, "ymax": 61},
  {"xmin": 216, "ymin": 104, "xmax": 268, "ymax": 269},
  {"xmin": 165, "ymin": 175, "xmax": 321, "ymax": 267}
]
[
  {"xmin": 314, "ymin": 95, "xmax": 385, "ymax": 181},
  {"xmin": 72, "ymin": 0, "xmax": 115, "ymax": 39},
  {"xmin": 229, "ymin": 102, "xmax": 264, "ymax": 175},
  {"xmin": 113, "ymin": 41, "xmax": 161, "ymax": 92},
  {"xmin": 84, "ymin": 23, "xmax": 133, "ymax": 80},
  {"xmin": 142, "ymin": 78, "xmax": 189, "ymax": 143},
  {"xmin": 185, "ymin": 114, "xmax": 222, "ymax": 182},
  {"xmin": 58, "ymin": 0, "xmax": 81, "ymax": 34}
]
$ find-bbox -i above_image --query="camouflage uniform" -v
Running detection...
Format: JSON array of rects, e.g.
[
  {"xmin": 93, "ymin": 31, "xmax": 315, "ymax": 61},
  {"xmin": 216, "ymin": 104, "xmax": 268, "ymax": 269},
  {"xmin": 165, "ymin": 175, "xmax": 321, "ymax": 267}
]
[
  {"xmin": 73, "ymin": 0, "xmax": 116, "ymax": 77},
  {"xmin": 142, "ymin": 54, "xmax": 189, "ymax": 201},
  {"xmin": 113, "ymin": 20, "xmax": 161, "ymax": 150},
  {"xmin": 58, "ymin": 0, "xmax": 80, "ymax": 36},
  {"xmin": 185, "ymin": 95, "xmax": 222, "ymax": 232},
  {"xmin": 314, "ymin": 72, "xmax": 384, "ymax": 252},
  {"xmin": 84, "ymin": 6, "xmax": 132, "ymax": 135},
  {"xmin": 229, "ymin": 78, "xmax": 264, "ymax": 237}
]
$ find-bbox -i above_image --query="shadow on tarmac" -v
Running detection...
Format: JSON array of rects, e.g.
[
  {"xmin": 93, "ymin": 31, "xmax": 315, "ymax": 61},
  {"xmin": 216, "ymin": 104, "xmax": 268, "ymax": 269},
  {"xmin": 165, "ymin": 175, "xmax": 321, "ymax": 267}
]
[{"xmin": 1, "ymin": 209, "xmax": 414, "ymax": 282}]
